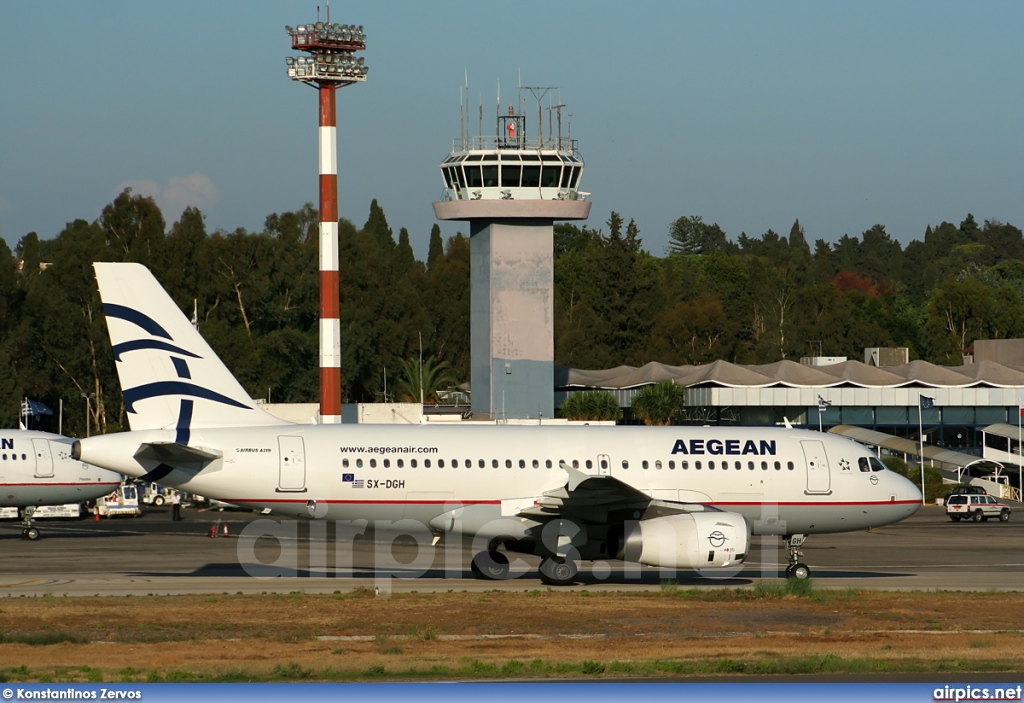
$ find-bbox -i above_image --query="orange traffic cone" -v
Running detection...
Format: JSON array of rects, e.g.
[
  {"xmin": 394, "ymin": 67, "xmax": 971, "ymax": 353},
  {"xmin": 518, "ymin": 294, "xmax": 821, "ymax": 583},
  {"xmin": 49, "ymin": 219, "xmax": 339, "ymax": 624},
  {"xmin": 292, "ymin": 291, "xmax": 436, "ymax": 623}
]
[
  {"xmin": 221, "ymin": 523, "xmax": 230, "ymax": 538},
  {"xmin": 94, "ymin": 511, "xmax": 100, "ymax": 522},
  {"xmin": 209, "ymin": 523, "xmax": 217, "ymax": 538}
]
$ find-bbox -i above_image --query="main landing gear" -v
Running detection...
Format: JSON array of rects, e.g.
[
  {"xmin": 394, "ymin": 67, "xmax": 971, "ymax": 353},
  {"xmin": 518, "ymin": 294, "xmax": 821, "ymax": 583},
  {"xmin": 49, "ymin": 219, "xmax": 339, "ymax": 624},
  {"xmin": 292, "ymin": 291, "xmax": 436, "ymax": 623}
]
[
  {"xmin": 784, "ymin": 534, "xmax": 810, "ymax": 580},
  {"xmin": 21, "ymin": 507, "xmax": 40, "ymax": 541},
  {"xmin": 470, "ymin": 550, "xmax": 510, "ymax": 580},
  {"xmin": 538, "ymin": 557, "xmax": 578, "ymax": 586}
]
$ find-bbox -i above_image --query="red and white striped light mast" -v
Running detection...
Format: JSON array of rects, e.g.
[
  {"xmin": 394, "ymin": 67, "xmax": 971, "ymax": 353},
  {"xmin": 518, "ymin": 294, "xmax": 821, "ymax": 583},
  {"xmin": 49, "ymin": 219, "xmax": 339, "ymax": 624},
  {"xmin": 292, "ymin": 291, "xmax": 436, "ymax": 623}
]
[{"xmin": 285, "ymin": 19, "xmax": 367, "ymax": 424}]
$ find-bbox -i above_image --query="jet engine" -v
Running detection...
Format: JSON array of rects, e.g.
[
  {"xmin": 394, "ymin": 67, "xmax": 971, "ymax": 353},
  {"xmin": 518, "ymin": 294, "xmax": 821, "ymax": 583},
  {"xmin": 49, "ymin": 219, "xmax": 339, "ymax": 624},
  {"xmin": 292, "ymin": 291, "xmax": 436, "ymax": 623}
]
[{"xmin": 611, "ymin": 512, "xmax": 749, "ymax": 569}]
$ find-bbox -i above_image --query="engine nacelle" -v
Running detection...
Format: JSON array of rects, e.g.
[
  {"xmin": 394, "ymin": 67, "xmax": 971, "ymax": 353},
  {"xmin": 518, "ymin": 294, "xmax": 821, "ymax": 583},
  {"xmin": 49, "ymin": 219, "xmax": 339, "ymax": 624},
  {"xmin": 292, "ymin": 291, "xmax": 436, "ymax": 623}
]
[{"xmin": 613, "ymin": 512, "xmax": 749, "ymax": 569}]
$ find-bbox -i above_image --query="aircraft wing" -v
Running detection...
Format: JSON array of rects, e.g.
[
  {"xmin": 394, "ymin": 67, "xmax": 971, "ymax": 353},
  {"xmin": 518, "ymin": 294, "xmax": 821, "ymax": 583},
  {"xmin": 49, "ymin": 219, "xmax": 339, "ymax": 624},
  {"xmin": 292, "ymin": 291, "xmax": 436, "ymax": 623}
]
[{"xmin": 516, "ymin": 462, "xmax": 653, "ymax": 523}]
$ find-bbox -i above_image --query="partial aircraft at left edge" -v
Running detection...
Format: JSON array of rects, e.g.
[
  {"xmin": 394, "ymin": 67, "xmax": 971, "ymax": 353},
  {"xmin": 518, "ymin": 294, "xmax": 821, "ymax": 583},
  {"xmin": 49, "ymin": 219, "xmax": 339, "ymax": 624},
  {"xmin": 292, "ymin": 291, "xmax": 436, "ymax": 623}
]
[{"xmin": 0, "ymin": 430, "xmax": 122, "ymax": 539}]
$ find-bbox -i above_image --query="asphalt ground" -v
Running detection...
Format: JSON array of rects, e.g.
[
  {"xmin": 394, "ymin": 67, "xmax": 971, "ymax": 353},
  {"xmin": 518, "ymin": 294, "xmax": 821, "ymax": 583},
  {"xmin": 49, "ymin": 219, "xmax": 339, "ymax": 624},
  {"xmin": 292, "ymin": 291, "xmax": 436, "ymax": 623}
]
[{"xmin": 1, "ymin": 503, "xmax": 1021, "ymax": 596}]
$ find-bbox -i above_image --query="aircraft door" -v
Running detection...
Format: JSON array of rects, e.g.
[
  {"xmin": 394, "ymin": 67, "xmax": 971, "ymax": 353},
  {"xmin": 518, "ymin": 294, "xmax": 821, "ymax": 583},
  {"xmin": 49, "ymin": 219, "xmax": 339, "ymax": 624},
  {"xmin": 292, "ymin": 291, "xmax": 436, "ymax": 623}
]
[
  {"xmin": 596, "ymin": 454, "xmax": 611, "ymax": 476},
  {"xmin": 32, "ymin": 439, "xmax": 54, "ymax": 478},
  {"xmin": 801, "ymin": 439, "xmax": 831, "ymax": 495},
  {"xmin": 277, "ymin": 435, "xmax": 306, "ymax": 492}
]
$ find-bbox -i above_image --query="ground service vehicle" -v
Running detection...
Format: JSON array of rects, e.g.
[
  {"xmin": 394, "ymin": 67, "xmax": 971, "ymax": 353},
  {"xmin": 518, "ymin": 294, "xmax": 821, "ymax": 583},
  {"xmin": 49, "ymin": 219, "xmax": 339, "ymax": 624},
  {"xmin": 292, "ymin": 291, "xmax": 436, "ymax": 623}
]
[{"xmin": 945, "ymin": 493, "xmax": 1011, "ymax": 522}]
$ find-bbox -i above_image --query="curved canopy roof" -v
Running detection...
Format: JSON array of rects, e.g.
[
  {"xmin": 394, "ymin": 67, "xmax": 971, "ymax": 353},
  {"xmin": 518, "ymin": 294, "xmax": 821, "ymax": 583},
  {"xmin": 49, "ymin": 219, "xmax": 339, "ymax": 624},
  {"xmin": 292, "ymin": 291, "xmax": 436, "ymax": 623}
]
[{"xmin": 557, "ymin": 359, "xmax": 1024, "ymax": 391}]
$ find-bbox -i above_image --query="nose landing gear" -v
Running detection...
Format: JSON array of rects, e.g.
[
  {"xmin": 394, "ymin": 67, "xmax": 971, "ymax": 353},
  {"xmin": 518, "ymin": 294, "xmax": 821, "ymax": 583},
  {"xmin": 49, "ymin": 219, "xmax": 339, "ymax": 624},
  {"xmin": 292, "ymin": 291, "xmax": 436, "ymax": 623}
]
[{"xmin": 784, "ymin": 534, "xmax": 810, "ymax": 579}]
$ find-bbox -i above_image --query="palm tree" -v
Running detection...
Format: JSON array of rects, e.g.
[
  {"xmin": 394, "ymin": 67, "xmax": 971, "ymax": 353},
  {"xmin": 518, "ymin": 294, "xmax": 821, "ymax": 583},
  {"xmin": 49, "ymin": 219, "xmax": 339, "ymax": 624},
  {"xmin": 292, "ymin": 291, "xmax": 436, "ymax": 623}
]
[
  {"xmin": 394, "ymin": 356, "xmax": 458, "ymax": 404},
  {"xmin": 630, "ymin": 380, "xmax": 685, "ymax": 426},
  {"xmin": 558, "ymin": 390, "xmax": 622, "ymax": 422}
]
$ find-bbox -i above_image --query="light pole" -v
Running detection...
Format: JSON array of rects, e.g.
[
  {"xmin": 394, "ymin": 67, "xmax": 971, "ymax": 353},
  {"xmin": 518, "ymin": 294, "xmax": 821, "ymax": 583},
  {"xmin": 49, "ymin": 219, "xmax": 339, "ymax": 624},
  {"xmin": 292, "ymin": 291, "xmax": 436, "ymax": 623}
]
[
  {"xmin": 284, "ymin": 19, "xmax": 367, "ymax": 424},
  {"xmin": 81, "ymin": 392, "xmax": 95, "ymax": 438}
]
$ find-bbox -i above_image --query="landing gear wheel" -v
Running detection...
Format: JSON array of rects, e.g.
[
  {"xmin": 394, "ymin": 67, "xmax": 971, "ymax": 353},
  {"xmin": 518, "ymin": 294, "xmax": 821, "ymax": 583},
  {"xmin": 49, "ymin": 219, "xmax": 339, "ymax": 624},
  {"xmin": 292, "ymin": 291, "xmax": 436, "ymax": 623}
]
[
  {"xmin": 787, "ymin": 563, "xmax": 810, "ymax": 580},
  {"xmin": 470, "ymin": 551, "xmax": 510, "ymax": 580},
  {"xmin": 538, "ymin": 557, "xmax": 578, "ymax": 586},
  {"xmin": 22, "ymin": 527, "xmax": 40, "ymax": 540}
]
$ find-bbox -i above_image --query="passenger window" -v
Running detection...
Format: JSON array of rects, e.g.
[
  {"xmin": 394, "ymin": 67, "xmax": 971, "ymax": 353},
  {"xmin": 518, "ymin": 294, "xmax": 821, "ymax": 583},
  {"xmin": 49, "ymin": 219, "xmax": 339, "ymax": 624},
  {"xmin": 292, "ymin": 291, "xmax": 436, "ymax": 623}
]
[
  {"xmin": 585, "ymin": 459, "xmax": 593, "ymax": 469},
  {"xmin": 787, "ymin": 461, "xmax": 794, "ymax": 470},
  {"xmin": 682, "ymin": 460, "xmax": 689, "ymax": 469},
  {"xmin": 370, "ymin": 459, "xmax": 377, "ymax": 468},
  {"xmin": 600, "ymin": 459, "xmax": 608, "ymax": 469},
  {"xmin": 642, "ymin": 460, "xmax": 649, "ymax": 469},
  {"xmin": 572, "ymin": 459, "xmax": 580, "ymax": 468},
  {"xmin": 438, "ymin": 459, "xmax": 445, "ymax": 468},
  {"xmin": 655, "ymin": 460, "xmax": 662, "ymax": 470},
  {"xmin": 424, "ymin": 459, "xmax": 431, "ymax": 468},
  {"xmin": 342, "ymin": 458, "xmax": 349, "ymax": 468},
  {"xmin": 505, "ymin": 459, "xmax": 512, "ymax": 469},
  {"xmin": 478, "ymin": 459, "xmax": 485, "ymax": 468},
  {"xmin": 411, "ymin": 459, "xmax": 418, "ymax": 468},
  {"xmin": 669, "ymin": 460, "xmax": 675, "ymax": 469},
  {"xmin": 774, "ymin": 461, "xmax": 781, "ymax": 470},
  {"xmin": 383, "ymin": 459, "xmax": 390, "ymax": 468},
  {"xmin": 748, "ymin": 461, "xmax": 754, "ymax": 470},
  {"xmin": 546, "ymin": 460, "xmax": 552, "ymax": 468},
  {"xmin": 709, "ymin": 461, "xmax": 715, "ymax": 470},
  {"xmin": 356, "ymin": 458, "xmax": 363, "ymax": 468},
  {"xmin": 492, "ymin": 459, "xmax": 499, "ymax": 468},
  {"xmin": 397, "ymin": 459, "xmax": 404, "ymax": 468},
  {"xmin": 761, "ymin": 461, "xmax": 768, "ymax": 470},
  {"xmin": 622, "ymin": 460, "xmax": 629, "ymax": 469},
  {"xmin": 519, "ymin": 459, "xmax": 526, "ymax": 469}
]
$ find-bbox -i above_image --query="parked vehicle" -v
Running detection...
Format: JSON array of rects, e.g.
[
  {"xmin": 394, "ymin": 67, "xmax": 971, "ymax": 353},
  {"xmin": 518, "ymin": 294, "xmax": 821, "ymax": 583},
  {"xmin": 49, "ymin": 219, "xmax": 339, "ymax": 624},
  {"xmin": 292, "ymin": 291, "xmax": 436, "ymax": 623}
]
[
  {"xmin": 90, "ymin": 484, "xmax": 141, "ymax": 517},
  {"xmin": 945, "ymin": 493, "xmax": 1010, "ymax": 523}
]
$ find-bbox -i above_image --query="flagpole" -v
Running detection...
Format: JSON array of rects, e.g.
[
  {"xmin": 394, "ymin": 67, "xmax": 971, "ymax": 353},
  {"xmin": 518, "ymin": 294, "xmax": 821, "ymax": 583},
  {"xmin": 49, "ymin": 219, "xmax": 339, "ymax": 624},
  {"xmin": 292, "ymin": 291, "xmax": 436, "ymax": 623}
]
[{"xmin": 918, "ymin": 394, "xmax": 926, "ymax": 506}]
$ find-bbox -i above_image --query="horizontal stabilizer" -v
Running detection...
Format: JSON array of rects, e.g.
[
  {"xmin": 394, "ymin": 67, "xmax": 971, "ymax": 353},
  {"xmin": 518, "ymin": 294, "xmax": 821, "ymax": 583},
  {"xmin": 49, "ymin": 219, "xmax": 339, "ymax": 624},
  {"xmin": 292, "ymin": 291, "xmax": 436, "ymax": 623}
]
[{"xmin": 134, "ymin": 441, "xmax": 223, "ymax": 464}]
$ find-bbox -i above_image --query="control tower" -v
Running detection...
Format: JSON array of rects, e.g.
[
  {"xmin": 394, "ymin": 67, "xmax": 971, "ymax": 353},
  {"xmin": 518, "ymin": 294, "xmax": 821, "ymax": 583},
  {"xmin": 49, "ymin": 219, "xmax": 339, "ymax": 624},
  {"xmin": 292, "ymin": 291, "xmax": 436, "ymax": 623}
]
[{"xmin": 433, "ymin": 89, "xmax": 590, "ymax": 420}]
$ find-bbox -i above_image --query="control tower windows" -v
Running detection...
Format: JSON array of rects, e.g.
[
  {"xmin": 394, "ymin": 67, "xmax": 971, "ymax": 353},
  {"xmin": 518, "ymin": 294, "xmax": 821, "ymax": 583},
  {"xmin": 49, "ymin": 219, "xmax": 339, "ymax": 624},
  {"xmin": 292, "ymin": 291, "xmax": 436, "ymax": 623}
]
[
  {"xmin": 482, "ymin": 165, "xmax": 498, "ymax": 188},
  {"xmin": 522, "ymin": 165, "xmax": 540, "ymax": 188},
  {"xmin": 465, "ymin": 165, "xmax": 482, "ymax": 188},
  {"xmin": 500, "ymin": 164, "xmax": 521, "ymax": 187}
]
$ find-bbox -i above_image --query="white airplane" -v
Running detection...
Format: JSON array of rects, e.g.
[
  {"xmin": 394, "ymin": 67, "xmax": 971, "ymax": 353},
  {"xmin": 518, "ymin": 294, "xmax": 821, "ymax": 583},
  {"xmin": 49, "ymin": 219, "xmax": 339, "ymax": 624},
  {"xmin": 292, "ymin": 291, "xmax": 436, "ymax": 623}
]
[
  {"xmin": 73, "ymin": 262, "xmax": 923, "ymax": 583},
  {"xmin": 1, "ymin": 429, "xmax": 122, "ymax": 539}
]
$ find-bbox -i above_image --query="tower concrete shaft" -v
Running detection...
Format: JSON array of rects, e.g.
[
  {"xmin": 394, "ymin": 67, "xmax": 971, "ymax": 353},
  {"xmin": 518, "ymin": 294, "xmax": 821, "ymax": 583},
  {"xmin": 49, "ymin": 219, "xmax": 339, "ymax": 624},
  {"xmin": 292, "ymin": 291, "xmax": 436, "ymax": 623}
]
[{"xmin": 318, "ymin": 84, "xmax": 341, "ymax": 423}]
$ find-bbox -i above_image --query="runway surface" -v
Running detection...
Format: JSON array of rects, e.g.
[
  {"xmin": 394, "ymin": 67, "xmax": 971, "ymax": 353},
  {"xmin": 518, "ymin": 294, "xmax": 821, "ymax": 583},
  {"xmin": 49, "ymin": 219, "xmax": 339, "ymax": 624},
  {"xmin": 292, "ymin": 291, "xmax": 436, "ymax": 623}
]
[{"xmin": 2, "ymin": 504, "xmax": 1022, "ymax": 596}]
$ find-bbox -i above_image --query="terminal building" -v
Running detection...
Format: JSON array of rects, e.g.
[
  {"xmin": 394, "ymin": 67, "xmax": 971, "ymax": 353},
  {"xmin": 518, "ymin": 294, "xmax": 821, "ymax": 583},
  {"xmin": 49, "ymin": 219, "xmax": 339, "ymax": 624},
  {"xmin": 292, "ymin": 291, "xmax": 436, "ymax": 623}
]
[{"xmin": 555, "ymin": 344, "xmax": 1024, "ymax": 499}]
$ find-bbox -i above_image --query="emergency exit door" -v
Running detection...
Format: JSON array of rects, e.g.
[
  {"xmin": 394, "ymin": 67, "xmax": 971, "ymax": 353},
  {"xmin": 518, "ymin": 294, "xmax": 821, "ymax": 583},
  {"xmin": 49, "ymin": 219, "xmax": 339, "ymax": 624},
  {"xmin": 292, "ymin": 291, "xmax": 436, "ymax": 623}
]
[
  {"xmin": 32, "ymin": 439, "xmax": 54, "ymax": 478},
  {"xmin": 801, "ymin": 439, "xmax": 831, "ymax": 495},
  {"xmin": 277, "ymin": 436, "xmax": 306, "ymax": 492}
]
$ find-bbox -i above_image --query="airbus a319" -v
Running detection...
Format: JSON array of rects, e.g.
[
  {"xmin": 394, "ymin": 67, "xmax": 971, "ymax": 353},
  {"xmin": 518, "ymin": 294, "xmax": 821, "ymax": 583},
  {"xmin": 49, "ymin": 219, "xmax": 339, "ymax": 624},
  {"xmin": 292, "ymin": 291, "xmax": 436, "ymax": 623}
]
[{"xmin": 74, "ymin": 263, "xmax": 922, "ymax": 583}]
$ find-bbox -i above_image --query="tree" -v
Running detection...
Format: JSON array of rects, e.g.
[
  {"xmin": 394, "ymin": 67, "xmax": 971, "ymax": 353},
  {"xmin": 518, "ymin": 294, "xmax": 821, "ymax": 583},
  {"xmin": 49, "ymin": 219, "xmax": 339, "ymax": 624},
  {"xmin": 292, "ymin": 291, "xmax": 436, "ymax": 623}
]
[
  {"xmin": 558, "ymin": 390, "xmax": 622, "ymax": 422},
  {"xmin": 667, "ymin": 215, "xmax": 729, "ymax": 256},
  {"xmin": 394, "ymin": 355, "xmax": 458, "ymax": 403},
  {"xmin": 630, "ymin": 381, "xmax": 685, "ymax": 426}
]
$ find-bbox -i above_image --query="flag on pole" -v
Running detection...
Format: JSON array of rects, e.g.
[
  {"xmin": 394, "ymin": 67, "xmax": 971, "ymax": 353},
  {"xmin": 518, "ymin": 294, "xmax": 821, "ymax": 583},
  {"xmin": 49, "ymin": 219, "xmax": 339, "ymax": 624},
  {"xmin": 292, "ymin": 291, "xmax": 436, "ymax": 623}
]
[
  {"xmin": 920, "ymin": 396, "xmax": 935, "ymax": 410},
  {"xmin": 817, "ymin": 395, "xmax": 832, "ymax": 414},
  {"xmin": 21, "ymin": 398, "xmax": 53, "ymax": 418},
  {"xmin": 1018, "ymin": 403, "xmax": 1023, "ymax": 418}
]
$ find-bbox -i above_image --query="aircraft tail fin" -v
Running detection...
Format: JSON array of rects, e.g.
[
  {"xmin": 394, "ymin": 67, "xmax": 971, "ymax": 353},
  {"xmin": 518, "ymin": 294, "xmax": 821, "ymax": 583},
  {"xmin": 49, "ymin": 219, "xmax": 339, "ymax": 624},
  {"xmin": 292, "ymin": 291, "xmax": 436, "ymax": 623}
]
[{"xmin": 94, "ymin": 262, "xmax": 287, "ymax": 432}]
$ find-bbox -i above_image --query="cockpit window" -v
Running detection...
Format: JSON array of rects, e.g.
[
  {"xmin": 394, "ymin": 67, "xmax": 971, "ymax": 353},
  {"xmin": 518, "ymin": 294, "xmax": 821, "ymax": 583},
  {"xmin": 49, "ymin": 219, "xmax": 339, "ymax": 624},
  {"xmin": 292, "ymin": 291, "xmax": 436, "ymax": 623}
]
[{"xmin": 859, "ymin": 456, "xmax": 887, "ymax": 472}]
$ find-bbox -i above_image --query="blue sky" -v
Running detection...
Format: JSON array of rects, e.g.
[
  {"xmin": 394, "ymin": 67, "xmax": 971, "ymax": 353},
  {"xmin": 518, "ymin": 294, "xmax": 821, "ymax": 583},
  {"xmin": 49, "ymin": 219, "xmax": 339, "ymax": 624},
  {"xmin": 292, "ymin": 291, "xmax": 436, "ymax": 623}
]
[{"xmin": 2, "ymin": 1, "xmax": 1022, "ymax": 260}]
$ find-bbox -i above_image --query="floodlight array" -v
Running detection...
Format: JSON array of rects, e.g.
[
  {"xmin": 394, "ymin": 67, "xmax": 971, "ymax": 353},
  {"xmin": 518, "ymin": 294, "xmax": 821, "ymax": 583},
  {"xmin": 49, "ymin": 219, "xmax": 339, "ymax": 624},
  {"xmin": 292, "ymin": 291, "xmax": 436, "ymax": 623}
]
[
  {"xmin": 286, "ymin": 22, "xmax": 366, "ymax": 45},
  {"xmin": 286, "ymin": 21, "xmax": 367, "ymax": 84}
]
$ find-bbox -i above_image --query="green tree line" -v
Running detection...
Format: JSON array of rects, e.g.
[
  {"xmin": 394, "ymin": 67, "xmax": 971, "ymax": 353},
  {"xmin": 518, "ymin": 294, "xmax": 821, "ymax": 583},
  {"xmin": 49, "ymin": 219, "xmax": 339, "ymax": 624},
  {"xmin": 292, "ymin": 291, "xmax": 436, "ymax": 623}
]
[{"xmin": 0, "ymin": 189, "xmax": 1019, "ymax": 434}]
